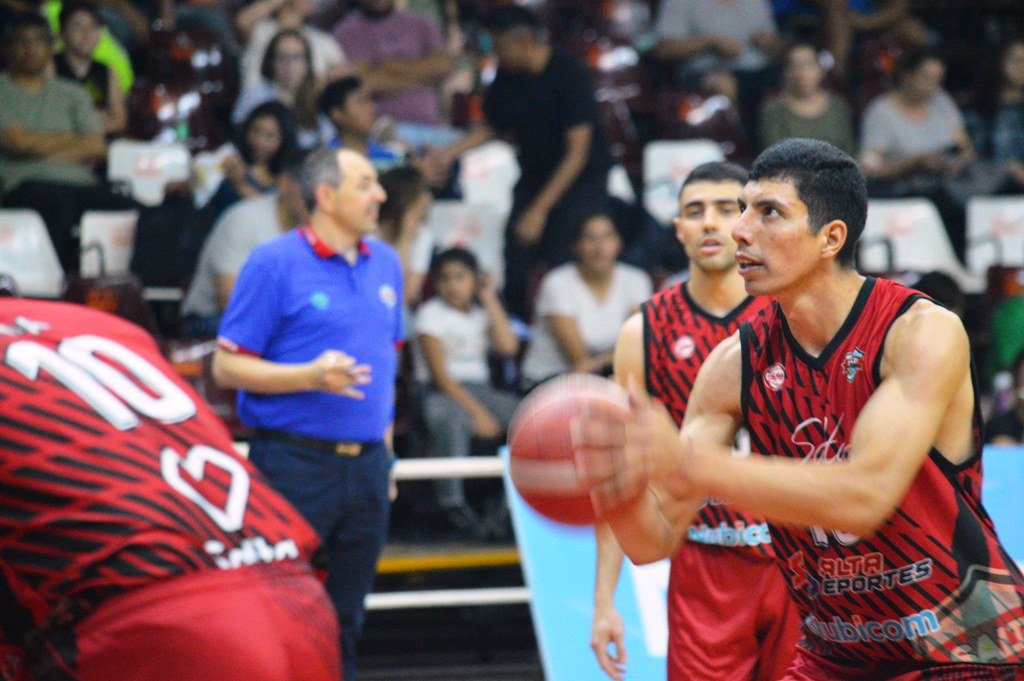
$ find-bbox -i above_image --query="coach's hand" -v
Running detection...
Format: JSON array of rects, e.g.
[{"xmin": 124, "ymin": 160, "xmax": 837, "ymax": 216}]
[{"xmin": 310, "ymin": 350, "xmax": 372, "ymax": 398}]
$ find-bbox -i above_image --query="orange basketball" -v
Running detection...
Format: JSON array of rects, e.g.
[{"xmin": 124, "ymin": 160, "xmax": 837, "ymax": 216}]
[{"xmin": 507, "ymin": 374, "xmax": 630, "ymax": 525}]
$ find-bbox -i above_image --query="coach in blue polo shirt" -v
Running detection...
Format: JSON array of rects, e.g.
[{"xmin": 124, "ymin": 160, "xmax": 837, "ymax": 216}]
[{"xmin": 213, "ymin": 147, "xmax": 400, "ymax": 681}]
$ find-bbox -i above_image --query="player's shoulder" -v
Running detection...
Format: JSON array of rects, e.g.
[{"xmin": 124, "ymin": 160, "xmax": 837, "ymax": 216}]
[{"xmin": 886, "ymin": 297, "xmax": 968, "ymax": 355}]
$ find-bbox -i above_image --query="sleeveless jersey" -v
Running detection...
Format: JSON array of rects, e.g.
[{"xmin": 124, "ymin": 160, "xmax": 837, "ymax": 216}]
[
  {"xmin": 643, "ymin": 282, "xmax": 773, "ymax": 555},
  {"xmin": 0, "ymin": 300, "xmax": 321, "ymax": 666},
  {"xmin": 740, "ymin": 277, "xmax": 1024, "ymax": 668}
]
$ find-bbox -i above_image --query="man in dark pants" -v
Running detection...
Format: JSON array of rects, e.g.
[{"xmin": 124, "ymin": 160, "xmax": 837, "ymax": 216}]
[
  {"xmin": 435, "ymin": 5, "xmax": 614, "ymax": 320},
  {"xmin": 213, "ymin": 147, "xmax": 401, "ymax": 681},
  {"xmin": 0, "ymin": 12, "xmax": 137, "ymax": 274}
]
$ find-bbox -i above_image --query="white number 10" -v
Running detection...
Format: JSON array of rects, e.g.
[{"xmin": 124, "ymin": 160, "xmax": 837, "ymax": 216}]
[{"xmin": 5, "ymin": 335, "xmax": 196, "ymax": 430}]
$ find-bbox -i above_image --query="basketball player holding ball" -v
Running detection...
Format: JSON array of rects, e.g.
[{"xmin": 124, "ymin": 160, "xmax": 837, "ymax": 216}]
[
  {"xmin": 590, "ymin": 162, "xmax": 801, "ymax": 681},
  {"xmin": 577, "ymin": 140, "xmax": 1024, "ymax": 679}
]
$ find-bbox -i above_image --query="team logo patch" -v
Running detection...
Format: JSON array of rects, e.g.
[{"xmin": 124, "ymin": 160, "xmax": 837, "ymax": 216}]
[
  {"xmin": 842, "ymin": 348, "xmax": 865, "ymax": 383},
  {"xmin": 379, "ymin": 284, "xmax": 397, "ymax": 308},
  {"xmin": 763, "ymin": 362, "xmax": 786, "ymax": 391},
  {"xmin": 673, "ymin": 334, "xmax": 695, "ymax": 360},
  {"xmin": 310, "ymin": 291, "xmax": 330, "ymax": 310}
]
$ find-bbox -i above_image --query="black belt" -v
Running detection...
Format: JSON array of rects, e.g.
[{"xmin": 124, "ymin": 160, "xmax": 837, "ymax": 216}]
[{"xmin": 253, "ymin": 429, "xmax": 379, "ymax": 457}]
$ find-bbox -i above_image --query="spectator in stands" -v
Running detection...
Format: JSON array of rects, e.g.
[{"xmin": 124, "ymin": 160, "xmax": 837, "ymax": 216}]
[
  {"xmin": 237, "ymin": 0, "xmax": 345, "ymax": 92},
  {"xmin": 435, "ymin": 5, "xmax": 615, "ymax": 321},
  {"xmin": 758, "ymin": 42, "xmax": 855, "ymax": 155},
  {"xmin": 520, "ymin": 213, "xmax": 652, "ymax": 389},
  {"xmin": 988, "ymin": 290, "xmax": 1024, "ymax": 382},
  {"xmin": 332, "ymin": 0, "xmax": 457, "ymax": 148},
  {"xmin": 55, "ymin": 1, "xmax": 125, "ymax": 136},
  {"xmin": 652, "ymin": 0, "xmax": 784, "ymax": 134},
  {"xmin": 43, "ymin": 0, "xmax": 133, "ymax": 93},
  {"xmin": 414, "ymin": 247, "xmax": 520, "ymax": 533},
  {"xmin": 179, "ymin": 169, "xmax": 308, "ymax": 336},
  {"xmin": 233, "ymin": 28, "xmax": 332, "ymax": 152},
  {"xmin": 154, "ymin": 0, "xmax": 240, "ymax": 57},
  {"xmin": 377, "ymin": 165, "xmax": 434, "ymax": 308},
  {"xmin": 911, "ymin": 270, "xmax": 965, "ymax": 318},
  {"xmin": 0, "ymin": 12, "xmax": 136, "ymax": 273},
  {"xmin": 319, "ymin": 76, "xmax": 401, "ymax": 170},
  {"xmin": 965, "ymin": 39, "xmax": 1024, "ymax": 195},
  {"xmin": 986, "ymin": 349, "xmax": 1024, "ymax": 446},
  {"xmin": 859, "ymin": 48, "xmax": 975, "ymax": 260},
  {"xmin": 202, "ymin": 100, "xmax": 299, "ymax": 225}
]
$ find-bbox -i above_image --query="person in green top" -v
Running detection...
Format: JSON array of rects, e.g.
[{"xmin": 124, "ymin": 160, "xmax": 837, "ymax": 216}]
[
  {"xmin": 757, "ymin": 42, "xmax": 855, "ymax": 155},
  {"xmin": 44, "ymin": 0, "xmax": 133, "ymax": 92}
]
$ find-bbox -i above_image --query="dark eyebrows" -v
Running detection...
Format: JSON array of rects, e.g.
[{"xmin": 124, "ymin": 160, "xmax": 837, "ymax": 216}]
[{"xmin": 683, "ymin": 198, "xmax": 740, "ymax": 211}]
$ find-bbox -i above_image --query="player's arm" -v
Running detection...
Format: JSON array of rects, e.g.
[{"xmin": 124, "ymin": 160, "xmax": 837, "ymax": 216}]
[{"xmin": 688, "ymin": 301, "xmax": 970, "ymax": 537}]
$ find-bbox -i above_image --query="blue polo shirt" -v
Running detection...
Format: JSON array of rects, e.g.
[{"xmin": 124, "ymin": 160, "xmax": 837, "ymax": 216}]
[{"xmin": 218, "ymin": 227, "xmax": 404, "ymax": 441}]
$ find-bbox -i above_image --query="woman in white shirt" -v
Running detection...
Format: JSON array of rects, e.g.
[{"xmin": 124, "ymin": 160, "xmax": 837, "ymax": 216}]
[{"xmin": 521, "ymin": 213, "xmax": 652, "ymax": 388}]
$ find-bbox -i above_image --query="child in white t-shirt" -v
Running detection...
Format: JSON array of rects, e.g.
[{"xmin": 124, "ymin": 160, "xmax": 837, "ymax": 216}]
[{"xmin": 414, "ymin": 248, "xmax": 520, "ymax": 531}]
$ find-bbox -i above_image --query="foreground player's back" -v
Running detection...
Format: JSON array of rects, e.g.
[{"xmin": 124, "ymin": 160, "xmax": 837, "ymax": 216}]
[{"xmin": 0, "ymin": 299, "xmax": 333, "ymax": 679}]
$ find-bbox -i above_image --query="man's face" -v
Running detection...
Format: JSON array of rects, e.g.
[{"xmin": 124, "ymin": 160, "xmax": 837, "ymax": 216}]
[
  {"xmin": 492, "ymin": 33, "xmax": 531, "ymax": 72},
  {"xmin": 9, "ymin": 26, "xmax": 53, "ymax": 77},
  {"xmin": 333, "ymin": 86, "xmax": 376, "ymax": 137},
  {"xmin": 329, "ymin": 151, "xmax": 387, "ymax": 236},
  {"xmin": 61, "ymin": 9, "xmax": 100, "ymax": 58},
  {"xmin": 675, "ymin": 180, "xmax": 742, "ymax": 275},
  {"xmin": 732, "ymin": 179, "xmax": 829, "ymax": 297}
]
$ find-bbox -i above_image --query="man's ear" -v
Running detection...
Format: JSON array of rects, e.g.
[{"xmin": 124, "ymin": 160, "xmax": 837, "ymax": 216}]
[{"xmin": 820, "ymin": 219, "xmax": 848, "ymax": 262}]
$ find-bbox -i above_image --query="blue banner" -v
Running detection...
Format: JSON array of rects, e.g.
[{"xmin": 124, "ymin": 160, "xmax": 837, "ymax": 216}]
[{"xmin": 505, "ymin": 446, "xmax": 1024, "ymax": 681}]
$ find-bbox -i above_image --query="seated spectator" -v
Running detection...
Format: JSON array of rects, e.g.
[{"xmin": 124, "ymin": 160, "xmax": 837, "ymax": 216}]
[
  {"xmin": 319, "ymin": 76, "xmax": 401, "ymax": 169},
  {"xmin": 232, "ymin": 28, "xmax": 332, "ymax": 152},
  {"xmin": 179, "ymin": 169, "xmax": 309, "ymax": 336},
  {"xmin": 986, "ymin": 350, "xmax": 1024, "ymax": 446},
  {"xmin": 0, "ymin": 12, "xmax": 135, "ymax": 273},
  {"xmin": 55, "ymin": 1, "xmax": 125, "ymax": 136},
  {"xmin": 859, "ymin": 48, "xmax": 975, "ymax": 260},
  {"xmin": 520, "ymin": 214, "xmax": 652, "ymax": 389},
  {"xmin": 414, "ymin": 247, "xmax": 520, "ymax": 532},
  {"xmin": 758, "ymin": 42, "xmax": 855, "ymax": 155},
  {"xmin": 43, "ymin": 0, "xmax": 133, "ymax": 93},
  {"xmin": 652, "ymin": 0, "xmax": 784, "ymax": 134},
  {"xmin": 236, "ymin": 0, "xmax": 346, "ymax": 91},
  {"xmin": 377, "ymin": 165, "xmax": 434, "ymax": 307},
  {"xmin": 154, "ymin": 0, "xmax": 241, "ymax": 57},
  {"xmin": 202, "ymin": 100, "xmax": 298, "ymax": 225},
  {"xmin": 965, "ymin": 39, "xmax": 1024, "ymax": 195},
  {"xmin": 332, "ymin": 0, "xmax": 456, "ymax": 148}
]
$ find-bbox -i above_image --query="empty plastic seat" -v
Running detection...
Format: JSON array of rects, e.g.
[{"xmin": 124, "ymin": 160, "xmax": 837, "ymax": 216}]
[
  {"xmin": 642, "ymin": 139, "xmax": 724, "ymax": 225},
  {"xmin": 0, "ymin": 209, "xmax": 64, "ymax": 298},
  {"xmin": 79, "ymin": 210, "xmax": 141, "ymax": 277},
  {"xmin": 966, "ymin": 195, "xmax": 1024, "ymax": 276},
  {"xmin": 107, "ymin": 140, "xmax": 191, "ymax": 207}
]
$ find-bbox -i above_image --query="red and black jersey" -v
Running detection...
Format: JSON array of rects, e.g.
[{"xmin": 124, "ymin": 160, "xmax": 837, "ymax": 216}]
[
  {"xmin": 643, "ymin": 282, "xmax": 774, "ymax": 556},
  {"xmin": 0, "ymin": 300, "xmax": 321, "ymax": 660},
  {"xmin": 740, "ymin": 277, "xmax": 1024, "ymax": 668}
]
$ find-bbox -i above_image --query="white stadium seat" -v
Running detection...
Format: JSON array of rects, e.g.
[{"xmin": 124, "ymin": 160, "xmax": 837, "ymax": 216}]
[
  {"xmin": 0, "ymin": 209, "xmax": 64, "ymax": 297},
  {"xmin": 79, "ymin": 210, "xmax": 141, "ymax": 277},
  {"xmin": 643, "ymin": 139, "xmax": 724, "ymax": 225},
  {"xmin": 107, "ymin": 140, "xmax": 191, "ymax": 207},
  {"xmin": 966, "ymin": 195, "xmax": 1024, "ymax": 275},
  {"xmin": 458, "ymin": 140, "xmax": 520, "ymax": 223},
  {"xmin": 424, "ymin": 200, "xmax": 505, "ymax": 287}
]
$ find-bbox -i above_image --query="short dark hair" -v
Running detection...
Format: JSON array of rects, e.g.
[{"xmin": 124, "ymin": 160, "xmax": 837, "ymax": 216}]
[
  {"xmin": 236, "ymin": 101, "xmax": 299, "ymax": 175},
  {"xmin": 483, "ymin": 5, "xmax": 545, "ymax": 40},
  {"xmin": 260, "ymin": 28, "xmax": 311, "ymax": 82},
  {"xmin": 5, "ymin": 12, "xmax": 52, "ymax": 42},
  {"xmin": 749, "ymin": 138, "xmax": 867, "ymax": 268},
  {"xmin": 679, "ymin": 161, "xmax": 748, "ymax": 198},
  {"xmin": 893, "ymin": 48, "xmax": 942, "ymax": 83},
  {"xmin": 59, "ymin": 0, "xmax": 101, "ymax": 29},
  {"xmin": 318, "ymin": 76, "xmax": 363, "ymax": 117},
  {"xmin": 571, "ymin": 213, "xmax": 622, "ymax": 245},
  {"xmin": 430, "ymin": 247, "xmax": 479, "ymax": 279}
]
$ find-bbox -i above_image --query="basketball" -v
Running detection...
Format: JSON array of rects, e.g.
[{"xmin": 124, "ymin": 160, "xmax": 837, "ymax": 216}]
[{"xmin": 507, "ymin": 374, "xmax": 631, "ymax": 525}]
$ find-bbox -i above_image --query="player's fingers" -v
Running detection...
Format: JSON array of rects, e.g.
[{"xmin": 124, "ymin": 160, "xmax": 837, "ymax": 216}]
[{"xmin": 570, "ymin": 413, "xmax": 626, "ymax": 450}]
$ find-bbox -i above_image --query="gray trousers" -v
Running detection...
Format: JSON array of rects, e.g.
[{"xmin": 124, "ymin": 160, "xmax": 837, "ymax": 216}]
[{"xmin": 421, "ymin": 382, "xmax": 520, "ymax": 507}]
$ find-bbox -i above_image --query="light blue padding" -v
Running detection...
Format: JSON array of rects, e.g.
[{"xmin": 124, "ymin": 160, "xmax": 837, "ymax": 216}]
[
  {"xmin": 504, "ymin": 445, "xmax": 1024, "ymax": 681},
  {"xmin": 501, "ymin": 447, "xmax": 668, "ymax": 681},
  {"xmin": 981, "ymin": 446, "xmax": 1024, "ymax": 569}
]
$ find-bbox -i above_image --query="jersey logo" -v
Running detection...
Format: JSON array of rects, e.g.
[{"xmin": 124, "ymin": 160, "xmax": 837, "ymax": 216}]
[
  {"xmin": 379, "ymin": 284, "xmax": 397, "ymax": 308},
  {"xmin": 842, "ymin": 347, "xmax": 865, "ymax": 383},
  {"xmin": 763, "ymin": 362, "xmax": 786, "ymax": 391},
  {"xmin": 310, "ymin": 291, "xmax": 330, "ymax": 310},
  {"xmin": 672, "ymin": 334, "xmax": 695, "ymax": 360}
]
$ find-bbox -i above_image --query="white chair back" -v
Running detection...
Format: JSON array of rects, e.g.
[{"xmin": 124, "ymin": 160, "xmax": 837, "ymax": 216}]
[
  {"xmin": 642, "ymin": 139, "xmax": 724, "ymax": 225},
  {"xmin": 107, "ymin": 140, "xmax": 191, "ymax": 206},
  {"xmin": 608, "ymin": 164, "xmax": 636, "ymax": 203},
  {"xmin": 424, "ymin": 200, "xmax": 506, "ymax": 287},
  {"xmin": 458, "ymin": 140, "xmax": 520, "ymax": 223},
  {"xmin": 0, "ymin": 209, "xmax": 64, "ymax": 297},
  {"xmin": 966, "ymin": 195, "xmax": 1024, "ymax": 275},
  {"xmin": 860, "ymin": 198, "xmax": 982, "ymax": 293},
  {"xmin": 79, "ymin": 210, "xmax": 140, "ymax": 277}
]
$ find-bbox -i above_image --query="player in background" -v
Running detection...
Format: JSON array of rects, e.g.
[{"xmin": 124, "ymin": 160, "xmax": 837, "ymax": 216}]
[
  {"xmin": 0, "ymin": 299, "xmax": 342, "ymax": 681},
  {"xmin": 579, "ymin": 139, "xmax": 1024, "ymax": 678},
  {"xmin": 590, "ymin": 162, "xmax": 800, "ymax": 681}
]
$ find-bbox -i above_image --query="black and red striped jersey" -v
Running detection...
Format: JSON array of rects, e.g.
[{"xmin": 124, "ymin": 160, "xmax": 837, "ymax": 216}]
[
  {"xmin": 0, "ymin": 300, "xmax": 321, "ymax": 659},
  {"xmin": 643, "ymin": 281, "xmax": 774, "ymax": 556},
  {"xmin": 740, "ymin": 277, "xmax": 1024, "ymax": 668}
]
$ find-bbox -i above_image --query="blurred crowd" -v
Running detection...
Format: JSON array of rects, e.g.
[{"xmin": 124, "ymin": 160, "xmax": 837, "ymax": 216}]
[{"xmin": 2, "ymin": 0, "xmax": 1023, "ymax": 538}]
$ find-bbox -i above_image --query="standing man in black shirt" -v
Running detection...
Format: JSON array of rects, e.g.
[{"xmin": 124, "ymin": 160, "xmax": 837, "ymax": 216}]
[{"xmin": 436, "ymin": 5, "xmax": 613, "ymax": 320}]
